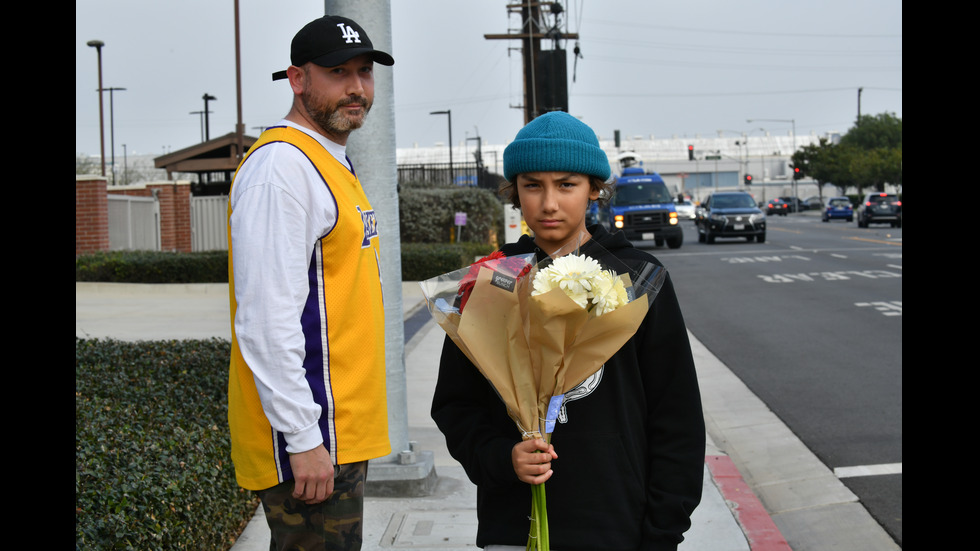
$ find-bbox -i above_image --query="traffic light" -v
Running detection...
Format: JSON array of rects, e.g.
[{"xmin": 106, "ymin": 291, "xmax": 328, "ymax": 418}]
[
  {"xmin": 687, "ymin": 145, "xmax": 694, "ymax": 161},
  {"xmin": 744, "ymin": 174, "xmax": 753, "ymax": 185},
  {"xmin": 792, "ymin": 166, "xmax": 802, "ymax": 180}
]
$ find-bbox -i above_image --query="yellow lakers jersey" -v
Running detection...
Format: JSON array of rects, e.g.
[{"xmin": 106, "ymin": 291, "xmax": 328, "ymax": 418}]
[{"xmin": 227, "ymin": 125, "xmax": 389, "ymax": 491}]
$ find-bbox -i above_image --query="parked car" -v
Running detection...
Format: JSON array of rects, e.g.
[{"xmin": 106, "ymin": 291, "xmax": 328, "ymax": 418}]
[
  {"xmin": 696, "ymin": 191, "xmax": 767, "ymax": 243},
  {"xmin": 821, "ymin": 196, "xmax": 853, "ymax": 222},
  {"xmin": 856, "ymin": 193, "xmax": 902, "ymax": 227},
  {"xmin": 804, "ymin": 196, "xmax": 824, "ymax": 210},
  {"xmin": 779, "ymin": 196, "xmax": 806, "ymax": 212},
  {"xmin": 766, "ymin": 198, "xmax": 789, "ymax": 216},
  {"xmin": 674, "ymin": 200, "xmax": 696, "ymax": 220}
]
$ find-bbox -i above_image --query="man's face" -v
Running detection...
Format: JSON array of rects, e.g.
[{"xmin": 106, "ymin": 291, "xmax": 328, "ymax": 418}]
[{"xmin": 300, "ymin": 54, "xmax": 376, "ymax": 141}]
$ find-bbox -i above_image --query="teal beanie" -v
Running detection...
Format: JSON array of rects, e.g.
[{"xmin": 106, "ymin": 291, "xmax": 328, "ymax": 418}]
[{"xmin": 503, "ymin": 111, "xmax": 611, "ymax": 183}]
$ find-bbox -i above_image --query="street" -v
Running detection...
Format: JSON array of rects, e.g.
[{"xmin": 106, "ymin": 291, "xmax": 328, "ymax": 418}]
[{"xmin": 637, "ymin": 211, "xmax": 902, "ymax": 546}]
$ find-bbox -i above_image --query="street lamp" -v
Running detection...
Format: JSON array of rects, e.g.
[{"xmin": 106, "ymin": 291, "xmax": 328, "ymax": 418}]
[
  {"xmin": 103, "ymin": 87, "xmax": 126, "ymax": 184},
  {"xmin": 430, "ymin": 110, "xmax": 453, "ymax": 185},
  {"xmin": 190, "ymin": 111, "xmax": 206, "ymax": 142},
  {"xmin": 87, "ymin": 40, "xmax": 106, "ymax": 176},
  {"xmin": 203, "ymin": 94, "xmax": 217, "ymax": 141}
]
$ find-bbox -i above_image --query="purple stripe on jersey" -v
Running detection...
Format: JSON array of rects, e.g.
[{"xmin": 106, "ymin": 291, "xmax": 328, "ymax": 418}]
[{"xmin": 301, "ymin": 248, "xmax": 336, "ymax": 457}]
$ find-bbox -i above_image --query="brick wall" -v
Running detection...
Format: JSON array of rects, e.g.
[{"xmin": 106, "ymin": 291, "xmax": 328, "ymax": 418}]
[
  {"xmin": 76, "ymin": 176, "xmax": 109, "ymax": 255},
  {"xmin": 75, "ymin": 176, "xmax": 193, "ymax": 254}
]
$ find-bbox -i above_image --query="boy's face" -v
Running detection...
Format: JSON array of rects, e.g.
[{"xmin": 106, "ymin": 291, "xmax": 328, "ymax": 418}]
[{"xmin": 516, "ymin": 171, "xmax": 600, "ymax": 253}]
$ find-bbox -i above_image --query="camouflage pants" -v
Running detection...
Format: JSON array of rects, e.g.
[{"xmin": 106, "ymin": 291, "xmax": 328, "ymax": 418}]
[{"xmin": 257, "ymin": 461, "xmax": 367, "ymax": 551}]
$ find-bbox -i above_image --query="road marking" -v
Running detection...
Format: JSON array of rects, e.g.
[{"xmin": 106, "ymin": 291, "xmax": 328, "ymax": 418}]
[
  {"xmin": 855, "ymin": 301, "xmax": 902, "ymax": 316},
  {"xmin": 758, "ymin": 270, "xmax": 901, "ymax": 283},
  {"xmin": 834, "ymin": 463, "xmax": 902, "ymax": 479},
  {"xmin": 831, "ymin": 253, "xmax": 847, "ymax": 259},
  {"xmin": 721, "ymin": 254, "xmax": 810, "ymax": 264},
  {"xmin": 886, "ymin": 264, "xmax": 902, "ymax": 270},
  {"xmin": 769, "ymin": 226, "xmax": 802, "ymax": 234},
  {"xmin": 846, "ymin": 236, "xmax": 902, "ymax": 246}
]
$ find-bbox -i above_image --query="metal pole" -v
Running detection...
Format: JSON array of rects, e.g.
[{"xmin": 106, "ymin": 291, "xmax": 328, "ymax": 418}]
[
  {"xmin": 105, "ymin": 87, "xmax": 126, "ymax": 184},
  {"xmin": 328, "ymin": 0, "xmax": 415, "ymax": 471},
  {"xmin": 190, "ymin": 111, "xmax": 205, "ymax": 142},
  {"xmin": 202, "ymin": 93, "xmax": 217, "ymax": 141},
  {"xmin": 234, "ymin": 0, "xmax": 245, "ymax": 160},
  {"xmin": 430, "ymin": 110, "xmax": 453, "ymax": 185},
  {"xmin": 87, "ymin": 40, "xmax": 106, "ymax": 176}
]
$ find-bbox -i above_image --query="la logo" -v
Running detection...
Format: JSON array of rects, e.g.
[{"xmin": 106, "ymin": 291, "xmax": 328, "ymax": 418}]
[{"xmin": 336, "ymin": 23, "xmax": 361, "ymax": 44}]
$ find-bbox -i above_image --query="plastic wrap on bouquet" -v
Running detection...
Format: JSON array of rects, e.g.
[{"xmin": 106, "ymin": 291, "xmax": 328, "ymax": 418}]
[{"xmin": 419, "ymin": 252, "xmax": 541, "ymax": 436}]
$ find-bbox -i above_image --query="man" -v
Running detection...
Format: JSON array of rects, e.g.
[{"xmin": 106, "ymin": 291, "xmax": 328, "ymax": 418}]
[{"xmin": 226, "ymin": 15, "xmax": 394, "ymax": 550}]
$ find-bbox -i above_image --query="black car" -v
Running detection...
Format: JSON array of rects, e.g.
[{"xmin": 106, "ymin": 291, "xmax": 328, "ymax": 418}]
[
  {"xmin": 856, "ymin": 193, "xmax": 902, "ymax": 227},
  {"xmin": 766, "ymin": 198, "xmax": 789, "ymax": 216},
  {"xmin": 779, "ymin": 196, "xmax": 806, "ymax": 212},
  {"xmin": 696, "ymin": 191, "xmax": 767, "ymax": 243}
]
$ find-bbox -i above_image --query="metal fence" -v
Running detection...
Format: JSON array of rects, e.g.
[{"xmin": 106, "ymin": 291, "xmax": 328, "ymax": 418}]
[
  {"xmin": 398, "ymin": 162, "xmax": 497, "ymax": 191},
  {"xmin": 107, "ymin": 194, "xmax": 160, "ymax": 251},
  {"xmin": 191, "ymin": 196, "xmax": 228, "ymax": 251}
]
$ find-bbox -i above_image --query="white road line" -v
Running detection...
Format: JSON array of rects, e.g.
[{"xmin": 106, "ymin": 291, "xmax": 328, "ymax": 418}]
[
  {"xmin": 834, "ymin": 463, "xmax": 902, "ymax": 479},
  {"xmin": 855, "ymin": 301, "xmax": 902, "ymax": 316}
]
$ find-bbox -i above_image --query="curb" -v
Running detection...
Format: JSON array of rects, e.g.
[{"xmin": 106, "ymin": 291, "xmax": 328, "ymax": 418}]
[{"xmin": 706, "ymin": 455, "xmax": 792, "ymax": 551}]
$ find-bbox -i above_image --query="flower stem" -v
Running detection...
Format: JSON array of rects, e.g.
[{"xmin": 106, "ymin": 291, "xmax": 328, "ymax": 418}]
[{"xmin": 528, "ymin": 482, "xmax": 550, "ymax": 550}]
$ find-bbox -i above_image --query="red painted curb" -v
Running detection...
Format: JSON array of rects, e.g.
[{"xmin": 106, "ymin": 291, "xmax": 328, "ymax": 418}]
[{"xmin": 705, "ymin": 455, "xmax": 793, "ymax": 551}]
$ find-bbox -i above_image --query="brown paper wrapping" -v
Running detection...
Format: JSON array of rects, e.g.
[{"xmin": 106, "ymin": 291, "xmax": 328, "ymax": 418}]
[{"xmin": 438, "ymin": 267, "xmax": 650, "ymax": 440}]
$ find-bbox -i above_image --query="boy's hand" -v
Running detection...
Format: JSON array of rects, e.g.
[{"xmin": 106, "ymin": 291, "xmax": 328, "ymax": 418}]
[{"xmin": 512, "ymin": 438, "xmax": 558, "ymax": 485}]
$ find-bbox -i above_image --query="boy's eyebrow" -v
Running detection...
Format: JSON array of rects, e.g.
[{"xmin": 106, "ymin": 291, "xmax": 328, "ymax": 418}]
[{"xmin": 522, "ymin": 172, "xmax": 580, "ymax": 182}]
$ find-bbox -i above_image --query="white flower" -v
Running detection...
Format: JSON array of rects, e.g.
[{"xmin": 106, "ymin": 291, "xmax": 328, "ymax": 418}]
[
  {"xmin": 532, "ymin": 254, "xmax": 603, "ymax": 309},
  {"xmin": 590, "ymin": 270, "xmax": 629, "ymax": 316}
]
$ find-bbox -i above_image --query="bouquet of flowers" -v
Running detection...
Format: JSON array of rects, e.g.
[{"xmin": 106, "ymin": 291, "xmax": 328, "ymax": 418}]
[{"xmin": 420, "ymin": 235, "xmax": 666, "ymax": 550}]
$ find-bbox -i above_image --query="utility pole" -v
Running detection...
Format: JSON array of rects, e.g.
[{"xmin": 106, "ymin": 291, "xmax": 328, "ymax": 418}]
[
  {"xmin": 857, "ymin": 87, "xmax": 863, "ymax": 125},
  {"xmin": 234, "ymin": 0, "xmax": 245, "ymax": 160},
  {"xmin": 485, "ymin": 1, "xmax": 577, "ymax": 123}
]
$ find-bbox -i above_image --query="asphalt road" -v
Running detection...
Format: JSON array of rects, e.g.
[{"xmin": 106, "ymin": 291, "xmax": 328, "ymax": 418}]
[{"xmin": 634, "ymin": 211, "xmax": 902, "ymax": 547}]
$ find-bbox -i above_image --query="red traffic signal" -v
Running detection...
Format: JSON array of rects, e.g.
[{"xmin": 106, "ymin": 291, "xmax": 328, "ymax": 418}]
[
  {"xmin": 744, "ymin": 174, "xmax": 753, "ymax": 185},
  {"xmin": 688, "ymin": 145, "xmax": 694, "ymax": 161},
  {"xmin": 792, "ymin": 166, "xmax": 802, "ymax": 180}
]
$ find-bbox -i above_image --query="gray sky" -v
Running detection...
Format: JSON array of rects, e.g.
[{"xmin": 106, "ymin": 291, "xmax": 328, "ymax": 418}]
[{"xmin": 75, "ymin": 0, "xmax": 902, "ymax": 159}]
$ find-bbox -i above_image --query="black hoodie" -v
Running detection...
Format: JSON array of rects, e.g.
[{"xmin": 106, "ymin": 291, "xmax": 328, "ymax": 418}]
[{"xmin": 431, "ymin": 225, "xmax": 705, "ymax": 550}]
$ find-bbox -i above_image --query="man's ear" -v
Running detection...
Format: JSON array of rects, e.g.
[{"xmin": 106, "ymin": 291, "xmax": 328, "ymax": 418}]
[{"xmin": 286, "ymin": 65, "xmax": 305, "ymax": 95}]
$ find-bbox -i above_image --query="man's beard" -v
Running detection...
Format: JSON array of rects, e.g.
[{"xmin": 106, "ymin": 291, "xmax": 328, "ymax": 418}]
[{"xmin": 303, "ymin": 89, "xmax": 372, "ymax": 137}]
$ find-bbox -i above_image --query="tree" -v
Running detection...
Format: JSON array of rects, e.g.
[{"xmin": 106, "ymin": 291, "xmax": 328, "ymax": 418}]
[
  {"xmin": 841, "ymin": 112, "xmax": 902, "ymax": 150},
  {"xmin": 791, "ymin": 113, "xmax": 902, "ymax": 195},
  {"xmin": 841, "ymin": 112, "xmax": 902, "ymax": 193}
]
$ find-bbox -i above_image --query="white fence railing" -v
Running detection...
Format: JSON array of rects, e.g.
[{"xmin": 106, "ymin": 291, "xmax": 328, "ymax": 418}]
[
  {"xmin": 105, "ymin": 194, "xmax": 228, "ymax": 252},
  {"xmin": 191, "ymin": 196, "xmax": 228, "ymax": 252},
  {"xmin": 107, "ymin": 194, "xmax": 160, "ymax": 251}
]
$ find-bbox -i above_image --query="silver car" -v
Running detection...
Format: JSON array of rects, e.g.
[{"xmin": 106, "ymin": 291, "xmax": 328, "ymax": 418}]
[{"xmin": 674, "ymin": 200, "xmax": 696, "ymax": 220}]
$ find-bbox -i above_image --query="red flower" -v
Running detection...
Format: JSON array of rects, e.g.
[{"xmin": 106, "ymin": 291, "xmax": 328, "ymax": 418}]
[{"xmin": 457, "ymin": 251, "xmax": 532, "ymax": 313}]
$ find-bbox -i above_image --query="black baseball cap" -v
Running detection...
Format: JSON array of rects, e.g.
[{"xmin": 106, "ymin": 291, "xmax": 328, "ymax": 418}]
[{"xmin": 272, "ymin": 15, "xmax": 395, "ymax": 81}]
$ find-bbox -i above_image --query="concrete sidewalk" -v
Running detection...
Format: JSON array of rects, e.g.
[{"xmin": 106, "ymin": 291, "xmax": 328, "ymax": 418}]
[{"xmin": 75, "ymin": 281, "xmax": 898, "ymax": 551}]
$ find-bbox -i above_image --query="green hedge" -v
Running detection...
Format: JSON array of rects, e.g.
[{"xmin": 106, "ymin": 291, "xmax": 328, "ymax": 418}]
[
  {"xmin": 76, "ymin": 338, "xmax": 255, "ymax": 550},
  {"xmin": 400, "ymin": 242, "xmax": 496, "ymax": 281},
  {"xmin": 399, "ymin": 187, "xmax": 503, "ymax": 244},
  {"xmin": 77, "ymin": 244, "xmax": 498, "ymax": 284},
  {"xmin": 76, "ymin": 251, "xmax": 228, "ymax": 283}
]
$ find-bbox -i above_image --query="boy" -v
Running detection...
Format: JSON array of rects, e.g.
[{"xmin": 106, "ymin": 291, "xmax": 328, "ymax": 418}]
[{"xmin": 431, "ymin": 111, "xmax": 705, "ymax": 551}]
